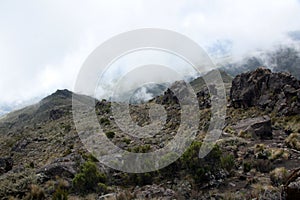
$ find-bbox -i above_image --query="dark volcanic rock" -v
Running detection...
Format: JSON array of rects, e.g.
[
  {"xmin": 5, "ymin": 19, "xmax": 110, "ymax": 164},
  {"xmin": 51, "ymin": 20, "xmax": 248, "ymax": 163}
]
[
  {"xmin": 49, "ymin": 109, "xmax": 65, "ymax": 120},
  {"xmin": 196, "ymin": 87, "xmax": 211, "ymax": 109},
  {"xmin": 156, "ymin": 88, "xmax": 179, "ymax": 105},
  {"xmin": 36, "ymin": 154, "xmax": 81, "ymax": 181},
  {"xmin": 233, "ymin": 115, "xmax": 272, "ymax": 139},
  {"xmin": 285, "ymin": 168, "xmax": 300, "ymax": 200},
  {"xmin": 286, "ymin": 177, "xmax": 300, "ymax": 200},
  {"xmin": 156, "ymin": 85, "xmax": 211, "ymax": 109},
  {"xmin": 37, "ymin": 162, "xmax": 76, "ymax": 181},
  {"xmin": 230, "ymin": 67, "xmax": 300, "ymax": 115},
  {"xmin": 0, "ymin": 157, "xmax": 13, "ymax": 175},
  {"xmin": 11, "ymin": 139, "xmax": 30, "ymax": 152}
]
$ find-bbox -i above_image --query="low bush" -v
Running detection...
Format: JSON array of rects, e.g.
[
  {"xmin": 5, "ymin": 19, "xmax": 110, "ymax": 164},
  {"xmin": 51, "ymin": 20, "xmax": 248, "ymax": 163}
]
[
  {"xmin": 221, "ymin": 154, "xmax": 235, "ymax": 173},
  {"xmin": 105, "ymin": 131, "xmax": 115, "ymax": 139},
  {"xmin": 243, "ymin": 161, "xmax": 252, "ymax": 173},
  {"xmin": 72, "ymin": 161, "xmax": 107, "ymax": 194},
  {"xmin": 180, "ymin": 141, "xmax": 222, "ymax": 183},
  {"xmin": 99, "ymin": 118, "xmax": 110, "ymax": 126},
  {"xmin": 270, "ymin": 167, "xmax": 288, "ymax": 186},
  {"xmin": 52, "ymin": 188, "xmax": 68, "ymax": 200},
  {"xmin": 130, "ymin": 173, "xmax": 153, "ymax": 186},
  {"xmin": 52, "ymin": 178, "xmax": 69, "ymax": 200},
  {"xmin": 285, "ymin": 133, "xmax": 300, "ymax": 150},
  {"xmin": 254, "ymin": 159, "xmax": 273, "ymax": 173},
  {"xmin": 25, "ymin": 184, "xmax": 45, "ymax": 200},
  {"xmin": 132, "ymin": 145, "xmax": 151, "ymax": 153}
]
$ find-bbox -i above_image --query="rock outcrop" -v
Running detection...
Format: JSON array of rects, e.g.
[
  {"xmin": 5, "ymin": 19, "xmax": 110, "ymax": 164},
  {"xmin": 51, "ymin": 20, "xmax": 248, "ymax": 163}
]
[{"xmin": 230, "ymin": 67, "xmax": 300, "ymax": 115}]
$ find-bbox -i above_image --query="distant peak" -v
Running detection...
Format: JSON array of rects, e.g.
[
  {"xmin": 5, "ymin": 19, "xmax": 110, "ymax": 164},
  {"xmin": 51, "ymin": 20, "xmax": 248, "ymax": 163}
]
[
  {"xmin": 52, "ymin": 89, "xmax": 73, "ymax": 98},
  {"xmin": 41, "ymin": 89, "xmax": 73, "ymax": 102}
]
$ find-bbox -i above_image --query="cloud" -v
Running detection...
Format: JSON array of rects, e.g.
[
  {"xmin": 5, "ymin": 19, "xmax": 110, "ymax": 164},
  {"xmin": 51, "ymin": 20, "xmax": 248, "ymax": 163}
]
[
  {"xmin": 0, "ymin": 0, "xmax": 300, "ymax": 105},
  {"xmin": 180, "ymin": 0, "xmax": 300, "ymax": 56}
]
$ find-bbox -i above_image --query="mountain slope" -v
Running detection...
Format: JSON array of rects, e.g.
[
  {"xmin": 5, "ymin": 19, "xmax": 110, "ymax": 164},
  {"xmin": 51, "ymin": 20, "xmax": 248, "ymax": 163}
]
[{"xmin": 0, "ymin": 69, "xmax": 300, "ymax": 199}]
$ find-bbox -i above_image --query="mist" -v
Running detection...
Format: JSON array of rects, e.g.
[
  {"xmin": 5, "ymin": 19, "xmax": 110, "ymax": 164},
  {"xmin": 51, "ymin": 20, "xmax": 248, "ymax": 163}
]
[{"xmin": 1, "ymin": 0, "xmax": 300, "ymax": 114}]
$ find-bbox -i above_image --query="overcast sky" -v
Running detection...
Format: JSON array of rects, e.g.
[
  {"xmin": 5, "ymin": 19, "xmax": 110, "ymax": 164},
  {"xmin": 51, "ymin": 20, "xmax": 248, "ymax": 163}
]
[{"xmin": 1, "ymin": 0, "xmax": 300, "ymax": 105}]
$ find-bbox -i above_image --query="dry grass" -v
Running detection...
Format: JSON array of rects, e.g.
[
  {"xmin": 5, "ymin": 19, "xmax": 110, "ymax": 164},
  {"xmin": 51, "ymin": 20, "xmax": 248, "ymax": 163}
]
[{"xmin": 285, "ymin": 133, "xmax": 300, "ymax": 150}]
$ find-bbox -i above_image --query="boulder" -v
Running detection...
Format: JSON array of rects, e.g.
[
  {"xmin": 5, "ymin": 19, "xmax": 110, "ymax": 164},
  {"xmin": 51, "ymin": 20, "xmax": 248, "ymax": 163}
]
[
  {"xmin": 37, "ymin": 162, "xmax": 76, "ymax": 180},
  {"xmin": 233, "ymin": 115, "xmax": 272, "ymax": 139},
  {"xmin": 36, "ymin": 154, "xmax": 82, "ymax": 182}
]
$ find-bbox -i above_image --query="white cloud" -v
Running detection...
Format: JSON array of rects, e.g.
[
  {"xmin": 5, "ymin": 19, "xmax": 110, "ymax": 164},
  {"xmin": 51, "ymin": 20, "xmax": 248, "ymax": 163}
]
[{"xmin": 0, "ymin": 0, "xmax": 300, "ymax": 105}]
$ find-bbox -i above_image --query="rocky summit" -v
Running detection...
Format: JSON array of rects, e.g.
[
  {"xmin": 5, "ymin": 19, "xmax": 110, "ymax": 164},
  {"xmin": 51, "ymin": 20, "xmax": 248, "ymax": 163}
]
[{"xmin": 0, "ymin": 68, "xmax": 300, "ymax": 199}]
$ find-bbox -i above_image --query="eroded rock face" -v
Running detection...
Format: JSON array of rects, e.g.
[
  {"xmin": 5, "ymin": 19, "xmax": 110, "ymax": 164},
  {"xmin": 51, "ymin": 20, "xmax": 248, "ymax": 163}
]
[
  {"xmin": 232, "ymin": 115, "xmax": 272, "ymax": 139},
  {"xmin": 230, "ymin": 67, "xmax": 300, "ymax": 115}
]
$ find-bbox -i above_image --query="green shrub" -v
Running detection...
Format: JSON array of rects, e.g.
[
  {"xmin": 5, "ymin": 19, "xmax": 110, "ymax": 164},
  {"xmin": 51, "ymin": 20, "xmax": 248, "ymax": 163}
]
[
  {"xmin": 243, "ymin": 161, "xmax": 252, "ymax": 173},
  {"xmin": 105, "ymin": 131, "xmax": 115, "ymax": 139},
  {"xmin": 117, "ymin": 172, "xmax": 155, "ymax": 186},
  {"xmin": 129, "ymin": 173, "xmax": 153, "ymax": 186},
  {"xmin": 180, "ymin": 141, "xmax": 222, "ymax": 183},
  {"xmin": 72, "ymin": 161, "xmax": 107, "ymax": 194},
  {"xmin": 123, "ymin": 138, "xmax": 131, "ymax": 145},
  {"xmin": 52, "ymin": 188, "xmax": 68, "ymax": 200},
  {"xmin": 29, "ymin": 162, "xmax": 35, "ymax": 168},
  {"xmin": 82, "ymin": 153, "xmax": 98, "ymax": 162},
  {"xmin": 99, "ymin": 118, "xmax": 110, "ymax": 126},
  {"xmin": 133, "ymin": 145, "xmax": 151, "ymax": 153},
  {"xmin": 97, "ymin": 183, "xmax": 108, "ymax": 193},
  {"xmin": 221, "ymin": 154, "xmax": 235, "ymax": 172},
  {"xmin": 63, "ymin": 124, "xmax": 71, "ymax": 132}
]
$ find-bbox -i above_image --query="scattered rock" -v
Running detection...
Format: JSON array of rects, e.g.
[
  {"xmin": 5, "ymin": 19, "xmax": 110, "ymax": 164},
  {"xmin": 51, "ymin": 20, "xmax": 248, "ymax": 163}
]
[{"xmin": 133, "ymin": 184, "xmax": 176, "ymax": 199}]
